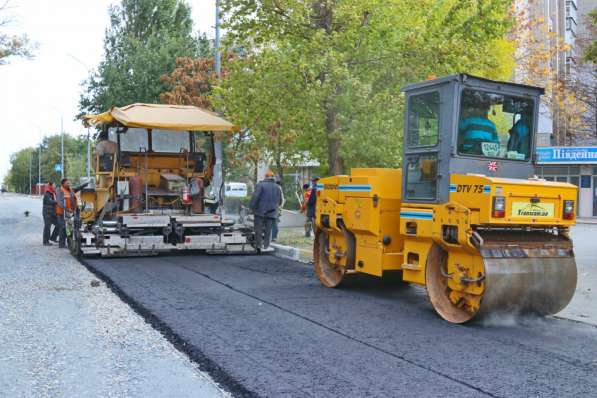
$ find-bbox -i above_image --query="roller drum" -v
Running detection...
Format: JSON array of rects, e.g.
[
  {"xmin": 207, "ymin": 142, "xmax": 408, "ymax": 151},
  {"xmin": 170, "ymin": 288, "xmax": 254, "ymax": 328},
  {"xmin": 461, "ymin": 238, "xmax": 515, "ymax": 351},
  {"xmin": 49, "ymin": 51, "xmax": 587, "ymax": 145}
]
[{"xmin": 426, "ymin": 232, "xmax": 577, "ymax": 324}]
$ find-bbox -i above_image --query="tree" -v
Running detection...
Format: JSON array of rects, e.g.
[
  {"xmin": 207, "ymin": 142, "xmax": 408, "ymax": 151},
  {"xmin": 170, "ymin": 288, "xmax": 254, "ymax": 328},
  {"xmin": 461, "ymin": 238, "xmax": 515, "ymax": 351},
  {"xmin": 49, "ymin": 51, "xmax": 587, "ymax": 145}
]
[
  {"xmin": 79, "ymin": 0, "xmax": 201, "ymax": 115},
  {"xmin": 160, "ymin": 56, "xmax": 217, "ymax": 109},
  {"xmin": 220, "ymin": 0, "xmax": 515, "ymax": 175},
  {"xmin": 0, "ymin": 0, "xmax": 35, "ymax": 65},
  {"xmin": 6, "ymin": 134, "xmax": 89, "ymax": 193},
  {"xmin": 584, "ymin": 9, "xmax": 597, "ymax": 65},
  {"xmin": 511, "ymin": 0, "xmax": 589, "ymax": 144}
]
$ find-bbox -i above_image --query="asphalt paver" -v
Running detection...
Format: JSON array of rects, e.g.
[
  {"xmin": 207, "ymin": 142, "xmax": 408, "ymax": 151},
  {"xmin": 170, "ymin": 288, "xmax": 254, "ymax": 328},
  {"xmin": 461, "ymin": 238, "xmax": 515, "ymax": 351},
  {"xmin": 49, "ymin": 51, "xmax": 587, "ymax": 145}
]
[{"xmin": 86, "ymin": 252, "xmax": 597, "ymax": 398}]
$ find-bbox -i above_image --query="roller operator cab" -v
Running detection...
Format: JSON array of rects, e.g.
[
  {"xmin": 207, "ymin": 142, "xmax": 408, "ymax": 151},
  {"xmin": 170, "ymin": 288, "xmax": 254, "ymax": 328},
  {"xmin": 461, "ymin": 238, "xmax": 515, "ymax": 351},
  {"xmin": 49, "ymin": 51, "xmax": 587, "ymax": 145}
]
[{"xmin": 314, "ymin": 74, "xmax": 578, "ymax": 323}]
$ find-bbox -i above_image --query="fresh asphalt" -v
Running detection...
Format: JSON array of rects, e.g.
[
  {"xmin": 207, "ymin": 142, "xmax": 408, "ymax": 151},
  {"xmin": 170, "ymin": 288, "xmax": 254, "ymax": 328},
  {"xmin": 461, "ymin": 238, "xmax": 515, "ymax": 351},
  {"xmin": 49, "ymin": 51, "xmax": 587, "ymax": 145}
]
[{"xmin": 85, "ymin": 251, "xmax": 597, "ymax": 397}]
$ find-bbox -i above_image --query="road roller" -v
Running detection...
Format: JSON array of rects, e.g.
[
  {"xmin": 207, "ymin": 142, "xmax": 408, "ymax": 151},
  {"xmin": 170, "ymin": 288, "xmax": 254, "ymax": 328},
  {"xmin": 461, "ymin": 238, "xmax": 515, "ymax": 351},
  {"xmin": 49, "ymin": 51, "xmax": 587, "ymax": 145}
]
[{"xmin": 314, "ymin": 74, "xmax": 578, "ymax": 323}]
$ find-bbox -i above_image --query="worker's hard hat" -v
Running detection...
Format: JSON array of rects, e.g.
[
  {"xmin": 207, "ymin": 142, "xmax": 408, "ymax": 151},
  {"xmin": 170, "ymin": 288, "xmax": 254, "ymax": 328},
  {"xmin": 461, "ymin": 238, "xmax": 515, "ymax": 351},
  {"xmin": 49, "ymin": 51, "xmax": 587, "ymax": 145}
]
[{"xmin": 265, "ymin": 170, "xmax": 274, "ymax": 177}]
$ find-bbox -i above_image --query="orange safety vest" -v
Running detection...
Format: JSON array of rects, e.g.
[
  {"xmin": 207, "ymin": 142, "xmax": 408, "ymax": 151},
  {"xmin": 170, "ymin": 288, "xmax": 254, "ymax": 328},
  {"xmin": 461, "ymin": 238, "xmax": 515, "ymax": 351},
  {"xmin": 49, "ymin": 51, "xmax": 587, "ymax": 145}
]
[
  {"xmin": 56, "ymin": 186, "xmax": 76, "ymax": 216},
  {"xmin": 301, "ymin": 188, "xmax": 312, "ymax": 210}
]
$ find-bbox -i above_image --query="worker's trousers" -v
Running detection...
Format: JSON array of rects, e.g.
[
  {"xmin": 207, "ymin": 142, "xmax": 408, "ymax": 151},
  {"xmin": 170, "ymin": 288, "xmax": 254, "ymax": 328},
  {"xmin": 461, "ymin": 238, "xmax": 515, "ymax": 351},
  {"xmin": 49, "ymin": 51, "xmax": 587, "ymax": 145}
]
[
  {"xmin": 254, "ymin": 216, "xmax": 275, "ymax": 250},
  {"xmin": 56, "ymin": 216, "xmax": 67, "ymax": 248},
  {"xmin": 43, "ymin": 215, "xmax": 58, "ymax": 244}
]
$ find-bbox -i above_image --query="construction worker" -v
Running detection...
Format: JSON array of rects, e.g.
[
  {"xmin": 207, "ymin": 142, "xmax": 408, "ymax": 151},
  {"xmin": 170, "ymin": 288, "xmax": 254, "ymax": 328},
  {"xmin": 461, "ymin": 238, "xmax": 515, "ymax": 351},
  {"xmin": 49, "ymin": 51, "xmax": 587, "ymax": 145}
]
[
  {"xmin": 42, "ymin": 182, "xmax": 59, "ymax": 246},
  {"xmin": 507, "ymin": 106, "xmax": 532, "ymax": 158},
  {"xmin": 305, "ymin": 176, "xmax": 319, "ymax": 238},
  {"xmin": 56, "ymin": 178, "xmax": 77, "ymax": 249},
  {"xmin": 250, "ymin": 170, "xmax": 282, "ymax": 251},
  {"xmin": 458, "ymin": 91, "xmax": 499, "ymax": 156}
]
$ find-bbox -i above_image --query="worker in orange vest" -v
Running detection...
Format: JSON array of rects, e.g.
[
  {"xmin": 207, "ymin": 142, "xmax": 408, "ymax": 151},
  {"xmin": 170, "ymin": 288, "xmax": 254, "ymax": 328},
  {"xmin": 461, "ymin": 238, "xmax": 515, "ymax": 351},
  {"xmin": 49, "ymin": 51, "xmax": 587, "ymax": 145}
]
[{"xmin": 55, "ymin": 178, "xmax": 77, "ymax": 248}]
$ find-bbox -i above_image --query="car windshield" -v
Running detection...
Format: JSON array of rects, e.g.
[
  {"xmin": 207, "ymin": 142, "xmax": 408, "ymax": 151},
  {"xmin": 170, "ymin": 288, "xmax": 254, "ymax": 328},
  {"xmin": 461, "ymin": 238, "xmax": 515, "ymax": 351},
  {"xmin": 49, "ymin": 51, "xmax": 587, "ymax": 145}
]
[{"xmin": 457, "ymin": 89, "xmax": 534, "ymax": 161}]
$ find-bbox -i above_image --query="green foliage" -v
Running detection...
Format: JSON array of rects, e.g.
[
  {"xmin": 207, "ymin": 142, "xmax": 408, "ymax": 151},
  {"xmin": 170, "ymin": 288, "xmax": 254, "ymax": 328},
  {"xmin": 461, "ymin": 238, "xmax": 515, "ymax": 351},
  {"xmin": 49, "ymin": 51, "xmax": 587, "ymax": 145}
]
[
  {"xmin": 79, "ymin": 0, "xmax": 205, "ymax": 114},
  {"xmin": 585, "ymin": 9, "xmax": 597, "ymax": 65},
  {"xmin": 6, "ymin": 134, "xmax": 90, "ymax": 193},
  {"xmin": 220, "ymin": 0, "xmax": 515, "ymax": 174}
]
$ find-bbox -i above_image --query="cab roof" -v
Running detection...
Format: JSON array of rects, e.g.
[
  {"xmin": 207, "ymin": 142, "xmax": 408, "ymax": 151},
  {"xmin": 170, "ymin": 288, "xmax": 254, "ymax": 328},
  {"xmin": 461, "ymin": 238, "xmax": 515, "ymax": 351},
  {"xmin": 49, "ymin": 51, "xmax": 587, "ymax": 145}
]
[
  {"xmin": 401, "ymin": 74, "xmax": 545, "ymax": 95},
  {"xmin": 83, "ymin": 103, "xmax": 240, "ymax": 132}
]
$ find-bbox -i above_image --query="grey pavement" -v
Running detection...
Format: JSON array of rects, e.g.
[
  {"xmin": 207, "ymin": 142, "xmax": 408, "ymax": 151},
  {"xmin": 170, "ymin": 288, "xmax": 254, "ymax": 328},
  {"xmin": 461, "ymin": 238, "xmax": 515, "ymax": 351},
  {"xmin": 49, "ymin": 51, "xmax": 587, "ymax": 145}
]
[
  {"xmin": 558, "ymin": 224, "xmax": 597, "ymax": 324},
  {"xmin": 0, "ymin": 193, "xmax": 227, "ymax": 398}
]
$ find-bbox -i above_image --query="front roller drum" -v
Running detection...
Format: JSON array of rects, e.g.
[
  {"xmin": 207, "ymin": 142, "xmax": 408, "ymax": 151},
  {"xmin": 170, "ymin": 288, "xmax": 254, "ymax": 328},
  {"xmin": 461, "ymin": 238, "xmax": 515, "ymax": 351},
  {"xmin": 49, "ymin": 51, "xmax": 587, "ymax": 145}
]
[
  {"xmin": 426, "ymin": 235, "xmax": 577, "ymax": 324},
  {"xmin": 314, "ymin": 229, "xmax": 346, "ymax": 288}
]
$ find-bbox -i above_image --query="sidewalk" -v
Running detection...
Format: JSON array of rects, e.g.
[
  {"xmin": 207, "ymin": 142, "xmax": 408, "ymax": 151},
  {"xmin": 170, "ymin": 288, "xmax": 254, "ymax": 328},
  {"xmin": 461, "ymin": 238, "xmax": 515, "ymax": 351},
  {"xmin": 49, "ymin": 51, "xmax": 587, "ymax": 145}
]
[{"xmin": 0, "ymin": 194, "xmax": 228, "ymax": 397}]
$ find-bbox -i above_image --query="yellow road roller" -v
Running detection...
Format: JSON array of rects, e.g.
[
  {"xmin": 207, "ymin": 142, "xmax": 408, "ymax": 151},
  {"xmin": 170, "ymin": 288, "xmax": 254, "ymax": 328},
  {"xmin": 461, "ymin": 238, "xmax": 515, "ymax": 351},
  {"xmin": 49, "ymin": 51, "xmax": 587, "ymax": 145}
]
[{"xmin": 314, "ymin": 74, "xmax": 577, "ymax": 323}]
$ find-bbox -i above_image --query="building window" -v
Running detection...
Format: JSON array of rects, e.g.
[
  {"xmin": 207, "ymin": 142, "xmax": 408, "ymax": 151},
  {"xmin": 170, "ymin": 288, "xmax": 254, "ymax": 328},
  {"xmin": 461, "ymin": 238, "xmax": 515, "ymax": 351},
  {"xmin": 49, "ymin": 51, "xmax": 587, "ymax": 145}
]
[
  {"xmin": 566, "ymin": 0, "xmax": 578, "ymax": 13},
  {"xmin": 566, "ymin": 17, "xmax": 577, "ymax": 37}
]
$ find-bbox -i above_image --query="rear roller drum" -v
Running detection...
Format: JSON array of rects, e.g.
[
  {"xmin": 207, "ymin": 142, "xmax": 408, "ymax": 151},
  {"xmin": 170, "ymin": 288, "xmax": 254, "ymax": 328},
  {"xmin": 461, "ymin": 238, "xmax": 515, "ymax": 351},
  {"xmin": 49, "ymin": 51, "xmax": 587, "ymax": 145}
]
[{"xmin": 314, "ymin": 229, "xmax": 346, "ymax": 288}]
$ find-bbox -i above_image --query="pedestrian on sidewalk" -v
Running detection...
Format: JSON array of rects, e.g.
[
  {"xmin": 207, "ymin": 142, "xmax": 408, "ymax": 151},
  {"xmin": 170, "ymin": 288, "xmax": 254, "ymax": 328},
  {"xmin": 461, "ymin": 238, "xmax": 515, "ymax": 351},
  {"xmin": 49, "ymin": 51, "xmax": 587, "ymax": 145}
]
[
  {"xmin": 305, "ymin": 176, "xmax": 319, "ymax": 237},
  {"xmin": 250, "ymin": 170, "xmax": 282, "ymax": 251},
  {"xmin": 42, "ymin": 182, "xmax": 59, "ymax": 246},
  {"xmin": 56, "ymin": 178, "xmax": 77, "ymax": 249},
  {"xmin": 271, "ymin": 180, "xmax": 285, "ymax": 242}
]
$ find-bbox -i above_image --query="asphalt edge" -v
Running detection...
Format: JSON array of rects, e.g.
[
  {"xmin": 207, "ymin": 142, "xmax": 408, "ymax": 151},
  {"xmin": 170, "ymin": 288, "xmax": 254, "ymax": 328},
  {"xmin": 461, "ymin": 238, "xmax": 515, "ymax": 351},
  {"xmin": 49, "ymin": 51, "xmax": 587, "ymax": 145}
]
[{"xmin": 78, "ymin": 257, "xmax": 259, "ymax": 398}]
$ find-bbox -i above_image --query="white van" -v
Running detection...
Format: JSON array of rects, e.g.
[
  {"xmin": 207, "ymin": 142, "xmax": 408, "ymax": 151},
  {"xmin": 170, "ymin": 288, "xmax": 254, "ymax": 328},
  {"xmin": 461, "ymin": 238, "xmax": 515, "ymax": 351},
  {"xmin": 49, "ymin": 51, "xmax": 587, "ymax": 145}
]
[{"xmin": 225, "ymin": 182, "xmax": 248, "ymax": 198}]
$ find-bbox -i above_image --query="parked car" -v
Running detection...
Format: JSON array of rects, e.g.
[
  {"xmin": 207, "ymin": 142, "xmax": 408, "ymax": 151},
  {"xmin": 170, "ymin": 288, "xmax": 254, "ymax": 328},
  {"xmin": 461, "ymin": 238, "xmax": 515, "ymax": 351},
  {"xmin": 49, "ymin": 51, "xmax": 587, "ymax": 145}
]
[{"xmin": 225, "ymin": 182, "xmax": 248, "ymax": 198}]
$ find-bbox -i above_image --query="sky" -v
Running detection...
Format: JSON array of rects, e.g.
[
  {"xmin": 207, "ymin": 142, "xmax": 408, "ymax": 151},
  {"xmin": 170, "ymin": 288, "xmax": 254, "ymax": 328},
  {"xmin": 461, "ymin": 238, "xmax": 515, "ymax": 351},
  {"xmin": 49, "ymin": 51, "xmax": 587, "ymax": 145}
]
[{"xmin": 0, "ymin": 0, "xmax": 216, "ymax": 181}]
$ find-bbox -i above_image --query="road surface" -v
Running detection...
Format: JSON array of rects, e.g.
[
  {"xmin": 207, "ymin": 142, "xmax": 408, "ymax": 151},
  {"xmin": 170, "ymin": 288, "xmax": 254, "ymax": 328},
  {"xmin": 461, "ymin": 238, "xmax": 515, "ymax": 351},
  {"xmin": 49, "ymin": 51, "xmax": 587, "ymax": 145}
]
[
  {"xmin": 86, "ymin": 250, "xmax": 597, "ymax": 397},
  {"xmin": 4, "ymin": 193, "xmax": 597, "ymax": 397}
]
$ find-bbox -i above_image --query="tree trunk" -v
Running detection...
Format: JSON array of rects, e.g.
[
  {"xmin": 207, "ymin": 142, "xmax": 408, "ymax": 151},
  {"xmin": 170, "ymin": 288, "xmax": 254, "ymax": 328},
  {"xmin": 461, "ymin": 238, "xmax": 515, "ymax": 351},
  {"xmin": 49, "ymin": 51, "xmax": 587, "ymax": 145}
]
[
  {"xmin": 325, "ymin": 98, "xmax": 344, "ymax": 175},
  {"xmin": 275, "ymin": 131, "xmax": 284, "ymax": 186}
]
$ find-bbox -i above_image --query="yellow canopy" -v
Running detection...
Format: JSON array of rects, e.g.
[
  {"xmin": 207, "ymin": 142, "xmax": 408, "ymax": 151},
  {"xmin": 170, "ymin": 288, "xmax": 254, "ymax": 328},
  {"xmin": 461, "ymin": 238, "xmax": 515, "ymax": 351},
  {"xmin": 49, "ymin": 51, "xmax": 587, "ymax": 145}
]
[{"xmin": 83, "ymin": 103, "xmax": 240, "ymax": 132}]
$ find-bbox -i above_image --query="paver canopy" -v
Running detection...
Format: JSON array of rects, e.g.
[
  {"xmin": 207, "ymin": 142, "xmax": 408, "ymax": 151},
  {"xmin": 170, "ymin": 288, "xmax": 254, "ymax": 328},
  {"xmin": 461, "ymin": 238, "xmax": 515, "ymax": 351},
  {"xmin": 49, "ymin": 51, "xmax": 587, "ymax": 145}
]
[{"xmin": 83, "ymin": 103, "xmax": 240, "ymax": 132}]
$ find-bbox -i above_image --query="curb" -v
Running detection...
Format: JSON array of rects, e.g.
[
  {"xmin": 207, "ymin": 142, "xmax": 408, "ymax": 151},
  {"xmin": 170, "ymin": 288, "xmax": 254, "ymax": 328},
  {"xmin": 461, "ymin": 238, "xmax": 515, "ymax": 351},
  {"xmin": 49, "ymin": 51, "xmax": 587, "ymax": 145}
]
[
  {"xmin": 576, "ymin": 218, "xmax": 597, "ymax": 225},
  {"xmin": 270, "ymin": 243, "xmax": 301, "ymax": 261}
]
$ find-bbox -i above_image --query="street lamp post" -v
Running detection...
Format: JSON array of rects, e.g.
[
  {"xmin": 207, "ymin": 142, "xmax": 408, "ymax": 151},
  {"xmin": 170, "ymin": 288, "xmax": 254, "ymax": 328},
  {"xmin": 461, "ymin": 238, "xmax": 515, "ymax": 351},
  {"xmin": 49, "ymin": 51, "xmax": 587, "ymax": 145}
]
[
  {"xmin": 60, "ymin": 114, "xmax": 64, "ymax": 179},
  {"xmin": 29, "ymin": 152, "xmax": 32, "ymax": 195},
  {"xmin": 86, "ymin": 128, "xmax": 91, "ymax": 179},
  {"xmin": 66, "ymin": 52, "xmax": 92, "ymax": 179},
  {"xmin": 38, "ymin": 143, "xmax": 41, "ymax": 193}
]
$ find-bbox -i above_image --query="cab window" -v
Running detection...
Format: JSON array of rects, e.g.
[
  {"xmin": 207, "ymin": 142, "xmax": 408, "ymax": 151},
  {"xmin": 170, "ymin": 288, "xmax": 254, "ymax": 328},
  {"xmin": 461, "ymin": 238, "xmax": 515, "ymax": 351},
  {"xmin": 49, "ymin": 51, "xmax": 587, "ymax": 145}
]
[
  {"xmin": 405, "ymin": 154, "xmax": 438, "ymax": 200},
  {"xmin": 407, "ymin": 91, "xmax": 440, "ymax": 147},
  {"xmin": 152, "ymin": 129, "xmax": 191, "ymax": 153},
  {"xmin": 119, "ymin": 128, "xmax": 148, "ymax": 152},
  {"xmin": 457, "ymin": 89, "xmax": 534, "ymax": 161}
]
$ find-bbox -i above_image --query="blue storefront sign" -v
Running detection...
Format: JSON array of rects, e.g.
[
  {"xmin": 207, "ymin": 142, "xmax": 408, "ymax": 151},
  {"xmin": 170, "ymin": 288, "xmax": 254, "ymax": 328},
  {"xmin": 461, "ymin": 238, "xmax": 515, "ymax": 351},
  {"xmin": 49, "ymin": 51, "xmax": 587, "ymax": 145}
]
[{"xmin": 536, "ymin": 147, "xmax": 597, "ymax": 164}]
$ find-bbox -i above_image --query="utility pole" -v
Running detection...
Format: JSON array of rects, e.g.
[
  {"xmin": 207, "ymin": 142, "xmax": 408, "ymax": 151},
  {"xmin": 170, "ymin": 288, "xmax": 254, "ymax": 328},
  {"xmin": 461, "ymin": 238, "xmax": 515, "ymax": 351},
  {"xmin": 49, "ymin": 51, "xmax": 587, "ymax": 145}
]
[
  {"xmin": 215, "ymin": 0, "xmax": 221, "ymax": 77},
  {"xmin": 213, "ymin": 0, "xmax": 224, "ymax": 211}
]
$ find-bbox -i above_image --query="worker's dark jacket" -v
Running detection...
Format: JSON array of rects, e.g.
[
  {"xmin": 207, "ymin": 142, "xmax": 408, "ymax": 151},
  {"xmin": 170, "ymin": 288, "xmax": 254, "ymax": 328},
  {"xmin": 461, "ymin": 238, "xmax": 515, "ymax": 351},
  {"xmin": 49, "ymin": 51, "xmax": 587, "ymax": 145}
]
[
  {"xmin": 306, "ymin": 185, "xmax": 317, "ymax": 218},
  {"xmin": 42, "ymin": 190, "xmax": 57, "ymax": 218},
  {"xmin": 250, "ymin": 177, "xmax": 282, "ymax": 218}
]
